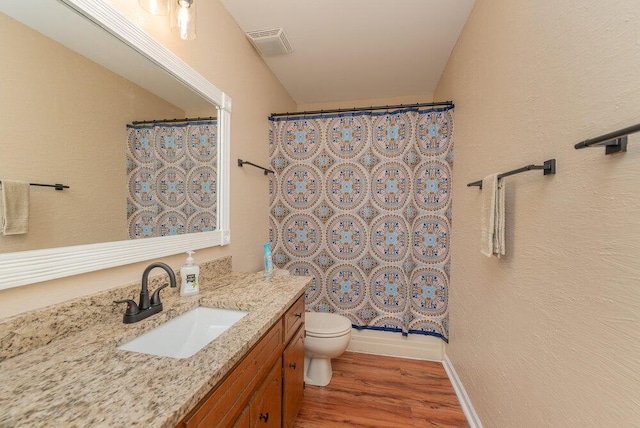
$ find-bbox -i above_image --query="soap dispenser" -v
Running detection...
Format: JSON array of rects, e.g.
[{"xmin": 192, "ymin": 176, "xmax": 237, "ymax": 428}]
[{"xmin": 180, "ymin": 251, "xmax": 200, "ymax": 296}]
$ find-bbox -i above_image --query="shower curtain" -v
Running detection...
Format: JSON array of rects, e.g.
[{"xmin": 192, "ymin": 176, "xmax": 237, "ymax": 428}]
[
  {"xmin": 269, "ymin": 106, "xmax": 453, "ymax": 342},
  {"xmin": 126, "ymin": 120, "xmax": 218, "ymax": 240}
]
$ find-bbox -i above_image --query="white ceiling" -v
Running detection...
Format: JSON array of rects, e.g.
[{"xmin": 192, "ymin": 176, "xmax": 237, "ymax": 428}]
[{"xmin": 220, "ymin": 0, "xmax": 476, "ymax": 105}]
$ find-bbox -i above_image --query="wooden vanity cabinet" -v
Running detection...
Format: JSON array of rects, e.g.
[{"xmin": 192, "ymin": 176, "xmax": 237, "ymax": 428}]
[
  {"xmin": 250, "ymin": 359, "xmax": 282, "ymax": 427},
  {"xmin": 282, "ymin": 325, "xmax": 304, "ymax": 427},
  {"xmin": 232, "ymin": 407, "xmax": 249, "ymax": 428},
  {"xmin": 281, "ymin": 294, "xmax": 305, "ymax": 427},
  {"xmin": 178, "ymin": 294, "xmax": 305, "ymax": 428}
]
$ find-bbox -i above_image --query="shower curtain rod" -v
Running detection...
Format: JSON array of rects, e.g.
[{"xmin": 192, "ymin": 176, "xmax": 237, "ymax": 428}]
[
  {"xmin": 130, "ymin": 116, "xmax": 217, "ymax": 125},
  {"xmin": 270, "ymin": 101, "xmax": 454, "ymax": 117}
]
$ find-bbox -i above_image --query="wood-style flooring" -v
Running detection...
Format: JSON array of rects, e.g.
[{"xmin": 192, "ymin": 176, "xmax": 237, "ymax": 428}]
[{"xmin": 295, "ymin": 351, "xmax": 469, "ymax": 427}]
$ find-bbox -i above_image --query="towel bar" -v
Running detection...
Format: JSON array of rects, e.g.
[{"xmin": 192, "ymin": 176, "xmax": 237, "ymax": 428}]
[
  {"xmin": 0, "ymin": 181, "xmax": 69, "ymax": 191},
  {"xmin": 467, "ymin": 159, "xmax": 556, "ymax": 189}
]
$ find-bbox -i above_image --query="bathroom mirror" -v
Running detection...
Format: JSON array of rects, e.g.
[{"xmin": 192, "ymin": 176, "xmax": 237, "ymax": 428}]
[{"xmin": 0, "ymin": 0, "xmax": 231, "ymax": 290}]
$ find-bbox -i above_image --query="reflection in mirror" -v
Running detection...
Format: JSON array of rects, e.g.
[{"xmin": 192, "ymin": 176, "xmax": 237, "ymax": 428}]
[
  {"xmin": 0, "ymin": 0, "xmax": 230, "ymax": 290},
  {"xmin": 126, "ymin": 117, "xmax": 218, "ymax": 240},
  {"xmin": 0, "ymin": 10, "xmax": 218, "ymax": 254}
]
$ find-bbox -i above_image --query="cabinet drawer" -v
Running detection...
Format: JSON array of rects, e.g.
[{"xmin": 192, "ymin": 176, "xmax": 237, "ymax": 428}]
[
  {"xmin": 180, "ymin": 322, "xmax": 284, "ymax": 428},
  {"xmin": 283, "ymin": 294, "xmax": 305, "ymax": 344}
]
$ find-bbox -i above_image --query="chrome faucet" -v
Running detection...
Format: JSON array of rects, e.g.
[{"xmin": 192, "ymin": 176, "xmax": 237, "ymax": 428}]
[{"xmin": 114, "ymin": 262, "xmax": 177, "ymax": 324}]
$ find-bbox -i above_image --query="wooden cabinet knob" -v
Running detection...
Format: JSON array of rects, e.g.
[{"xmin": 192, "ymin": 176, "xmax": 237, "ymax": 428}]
[
  {"xmin": 289, "ymin": 362, "xmax": 297, "ymax": 369},
  {"xmin": 259, "ymin": 412, "xmax": 269, "ymax": 423},
  {"xmin": 294, "ymin": 313, "xmax": 302, "ymax": 318}
]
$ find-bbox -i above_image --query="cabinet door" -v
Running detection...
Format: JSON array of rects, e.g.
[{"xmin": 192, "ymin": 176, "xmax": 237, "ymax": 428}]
[
  {"xmin": 282, "ymin": 326, "xmax": 305, "ymax": 427},
  {"xmin": 179, "ymin": 322, "xmax": 283, "ymax": 428},
  {"xmin": 251, "ymin": 359, "xmax": 282, "ymax": 428},
  {"xmin": 232, "ymin": 407, "xmax": 250, "ymax": 428}
]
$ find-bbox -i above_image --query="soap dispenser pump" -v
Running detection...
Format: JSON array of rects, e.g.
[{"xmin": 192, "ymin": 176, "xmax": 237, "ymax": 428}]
[{"xmin": 180, "ymin": 251, "xmax": 200, "ymax": 296}]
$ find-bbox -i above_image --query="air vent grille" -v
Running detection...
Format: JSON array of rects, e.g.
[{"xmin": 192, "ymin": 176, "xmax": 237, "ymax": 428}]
[{"xmin": 246, "ymin": 27, "xmax": 293, "ymax": 57}]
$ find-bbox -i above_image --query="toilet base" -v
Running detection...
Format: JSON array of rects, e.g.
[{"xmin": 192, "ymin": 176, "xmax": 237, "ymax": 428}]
[{"xmin": 304, "ymin": 356, "xmax": 333, "ymax": 387}]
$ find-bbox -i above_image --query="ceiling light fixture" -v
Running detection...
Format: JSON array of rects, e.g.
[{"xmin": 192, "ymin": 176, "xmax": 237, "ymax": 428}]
[
  {"xmin": 171, "ymin": 0, "xmax": 197, "ymax": 41},
  {"xmin": 138, "ymin": 0, "xmax": 169, "ymax": 16}
]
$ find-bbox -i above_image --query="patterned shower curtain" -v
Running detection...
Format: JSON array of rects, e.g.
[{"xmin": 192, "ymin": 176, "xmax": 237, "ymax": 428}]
[
  {"xmin": 269, "ymin": 106, "xmax": 453, "ymax": 342},
  {"xmin": 126, "ymin": 120, "xmax": 218, "ymax": 240}
]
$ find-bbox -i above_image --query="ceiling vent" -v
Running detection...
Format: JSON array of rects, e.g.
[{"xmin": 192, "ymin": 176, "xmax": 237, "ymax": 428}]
[{"xmin": 246, "ymin": 28, "xmax": 294, "ymax": 57}]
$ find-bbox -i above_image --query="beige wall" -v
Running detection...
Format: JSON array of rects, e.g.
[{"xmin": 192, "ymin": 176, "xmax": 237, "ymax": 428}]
[
  {"xmin": 0, "ymin": 0, "xmax": 296, "ymax": 319},
  {"xmin": 435, "ymin": 0, "xmax": 640, "ymax": 426},
  {"xmin": 0, "ymin": 13, "xmax": 183, "ymax": 253}
]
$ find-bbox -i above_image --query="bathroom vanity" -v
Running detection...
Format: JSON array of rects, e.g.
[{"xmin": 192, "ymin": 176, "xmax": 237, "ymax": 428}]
[
  {"xmin": 0, "ymin": 257, "xmax": 309, "ymax": 427},
  {"xmin": 179, "ymin": 294, "xmax": 305, "ymax": 427}
]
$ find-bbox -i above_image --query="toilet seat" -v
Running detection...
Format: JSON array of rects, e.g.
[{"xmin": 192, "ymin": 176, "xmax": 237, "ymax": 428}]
[{"xmin": 305, "ymin": 312, "xmax": 352, "ymax": 338}]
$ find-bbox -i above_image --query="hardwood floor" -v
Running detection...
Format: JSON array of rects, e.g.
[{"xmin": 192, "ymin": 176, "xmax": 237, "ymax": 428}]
[{"xmin": 295, "ymin": 352, "xmax": 468, "ymax": 428}]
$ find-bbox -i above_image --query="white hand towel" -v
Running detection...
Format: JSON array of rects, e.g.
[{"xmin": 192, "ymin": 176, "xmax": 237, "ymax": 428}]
[
  {"xmin": 480, "ymin": 174, "xmax": 506, "ymax": 257},
  {"xmin": 0, "ymin": 180, "xmax": 30, "ymax": 235}
]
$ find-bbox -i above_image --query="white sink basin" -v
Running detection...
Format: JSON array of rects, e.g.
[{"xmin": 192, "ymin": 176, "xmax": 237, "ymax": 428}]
[{"xmin": 118, "ymin": 307, "xmax": 248, "ymax": 359}]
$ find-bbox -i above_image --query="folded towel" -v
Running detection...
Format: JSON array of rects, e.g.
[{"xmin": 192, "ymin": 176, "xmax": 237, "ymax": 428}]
[
  {"xmin": 480, "ymin": 174, "xmax": 505, "ymax": 257},
  {"xmin": 0, "ymin": 180, "xmax": 30, "ymax": 235},
  {"xmin": 495, "ymin": 177, "xmax": 506, "ymax": 256}
]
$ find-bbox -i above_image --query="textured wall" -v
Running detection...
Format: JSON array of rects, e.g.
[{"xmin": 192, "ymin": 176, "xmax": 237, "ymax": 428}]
[
  {"xmin": 0, "ymin": 13, "xmax": 182, "ymax": 253},
  {"xmin": 0, "ymin": 0, "xmax": 296, "ymax": 319},
  {"xmin": 435, "ymin": 0, "xmax": 640, "ymax": 426}
]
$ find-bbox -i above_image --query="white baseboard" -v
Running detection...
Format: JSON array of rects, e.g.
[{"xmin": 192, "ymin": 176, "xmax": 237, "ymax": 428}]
[
  {"xmin": 346, "ymin": 329, "xmax": 444, "ymax": 361},
  {"xmin": 442, "ymin": 353, "xmax": 483, "ymax": 428}
]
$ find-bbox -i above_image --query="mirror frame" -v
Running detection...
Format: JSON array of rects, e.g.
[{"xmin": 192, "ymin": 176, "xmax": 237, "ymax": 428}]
[{"xmin": 0, "ymin": 0, "xmax": 231, "ymax": 290}]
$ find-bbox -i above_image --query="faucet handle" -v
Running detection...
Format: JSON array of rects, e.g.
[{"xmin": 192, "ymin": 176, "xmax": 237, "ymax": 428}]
[
  {"xmin": 150, "ymin": 283, "xmax": 169, "ymax": 306},
  {"xmin": 114, "ymin": 299, "xmax": 139, "ymax": 316}
]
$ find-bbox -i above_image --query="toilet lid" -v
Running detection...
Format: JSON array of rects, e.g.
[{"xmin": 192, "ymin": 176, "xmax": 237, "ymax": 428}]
[{"xmin": 305, "ymin": 312, "xmax": 352, "ymax": 337}]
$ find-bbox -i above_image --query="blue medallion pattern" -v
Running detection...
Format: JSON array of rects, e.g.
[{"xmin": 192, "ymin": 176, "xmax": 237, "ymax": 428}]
[
  {"xmin": 129, "ymin": 167, "xmax": 156, "ymax": 207},
  {"xmin": 371, "ymin": 214, "xmax": 410, "ymax": 262},
  {"xmin": 286, "ymin": 260, "xmax": 323, "ymax": 305},
  {"xmin": 127, "ymin": 120, "xmax": 217, "ymax": 239},
  {"xmin": 370, "ymin": 265, "xmax": 407, "ymax": 315},
  {"xmin": 187, "ymin": 165, "xmax": 217, "ymax": 208},
  {"xmin": 327, "ymin": 115, "xmax": 368, "ymax": 159},
  {"xmin": 410, "ymin": 267, "xmax": 448, "ymax": 316},
  {"xmin": 412, "ymin": 215, "xmax": 450, "ymax": 264},
  {"xmin": 128, "ymin": 209, "xmax": 155, "ymax": 239},
  {"xmin": 326, "ymin": 264, "xmax": 366, "ymax": 309},
  {"xmin": 414, "ymin": 160, "xmax": 451, "ymax": 211},
  {"xmin": 283, "ymin": 119, "xmax": 321, "ymax": 160},
  {"xmin": 327, "ymin": 214, "xmax": 367, "ymax": 261},
  {"xmin": 283, "ymin": 214, "xmax": 322, "ymax": 257},
  {"xmin": 156, "ymin": 166, "xmax": 186, "ymax": 207},
  {"xmin": 372, "ymin": 112, "xmax": 413, "ymax": 158},
  {"xmin": 326, "ymin": 163, "xmax": 368, "ymax": 209},
  {"xmin": 269, "ymin": 107, "xmax": 453, "ymax": 341},
  {"xmin": 416, "ymin": 109, "xmax": 453, "ymax": 156},
  {"xmin": 282, "ymin": 165, "xmax": 322, "ymax": 209},
  {"xmin": 371, "ymin": 161, "xmax": 411, "ymax": 211}
]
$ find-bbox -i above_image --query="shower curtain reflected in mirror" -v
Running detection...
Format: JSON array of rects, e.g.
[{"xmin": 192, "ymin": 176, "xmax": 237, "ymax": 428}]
[
  {"xmin": 127, "ymin": 120, "xmax": 218, "ymax": 239},
  {"xmin": 269, "ymin": 106, "xmax": 453, "ymax": 342}
]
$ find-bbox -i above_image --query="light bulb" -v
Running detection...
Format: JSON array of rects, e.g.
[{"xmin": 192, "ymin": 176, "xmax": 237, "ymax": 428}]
[
  {"xmin": 178, "ymin": 6, "xmax": 191, "ymax": 40},
  {"xmin": 171, "ymin": 0, "xmax": 196, "ymax": 40}
]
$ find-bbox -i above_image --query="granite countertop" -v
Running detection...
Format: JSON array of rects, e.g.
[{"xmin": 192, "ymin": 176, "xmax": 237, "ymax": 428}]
[{"xmin": 0, "ymin": 270, "xmax": 309, "ymax": 427}]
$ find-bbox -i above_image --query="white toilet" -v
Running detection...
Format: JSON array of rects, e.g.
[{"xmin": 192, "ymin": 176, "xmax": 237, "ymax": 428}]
[{"xmin": 304, "ymin": 312, "xmax": 352, "ymax": 387}]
